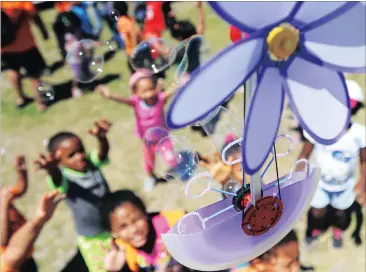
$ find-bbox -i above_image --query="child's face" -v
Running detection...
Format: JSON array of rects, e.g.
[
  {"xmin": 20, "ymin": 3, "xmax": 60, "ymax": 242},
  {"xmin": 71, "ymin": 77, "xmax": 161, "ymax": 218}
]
[
  {"xmin": 56, "ymin": 137, "xmax": 88, "ymax": 172},
  {"xmin": 252, "ymin": 241, "xmax": 300, "ymax": 272},
  {"xmin": 135, "ymin": 78, "xmax": 158, "ymax": 102},
  {"xmin": 109, "ymin": 202, "xmax": 149, "ymax": 248}
]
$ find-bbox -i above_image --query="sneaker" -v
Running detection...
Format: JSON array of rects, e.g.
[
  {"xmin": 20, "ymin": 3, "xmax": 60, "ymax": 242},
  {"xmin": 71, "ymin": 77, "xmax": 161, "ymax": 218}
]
[
  {"xmin": 305, "ymin": 235, "xmax": 319, "ymax": 247},
  {"xmin": 72, "ymin": 87, "xmax": 84, "ymax": 98},
  {"xmin": 304, "ymin": 229, "xmax": 321, "ymax": 248},
  {"xmin": 144, "ymin": 176, "xmax": 156, "ymax": 192},
  {"xmin": 331, "ymin": 228, "xmax": 343, "ymax": 249},
  {"xmin": 331, "ymin": 236, "xmax": 343, "ymax": 249}
]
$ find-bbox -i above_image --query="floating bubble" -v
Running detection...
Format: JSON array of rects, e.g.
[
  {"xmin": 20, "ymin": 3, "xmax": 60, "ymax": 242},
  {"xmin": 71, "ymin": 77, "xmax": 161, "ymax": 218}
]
[
  {"xmin": 173, "ymin": 35, "xmax": 211, "ymax": 80},
  {"xmin": 143, "ymin": 127, "xmax": 170, "ymax": 146},
  {"xmin": 43, "ymin": 139, "xmax": 49, "ymax": 147},
  {"xmin": 195, "ymin": 106, "xmax": 242, "ymax": 165},
  {"xmin": 152, "ymin": 135, "xmax": 198, "ymax": 182},
  {"xmin": 130, "ymin": 37, "xmax": 177, "ymax": 74},
  {"xmin": 37, "ymin": 82, "xmax": 55, "ymax": 103},
  {"xmin": 108, "ymin": 9, "xmax": 120, "ymax": 21},
  {"xmin": 222, "ymin": 179, "xmax": 242, "ymax": 198},
  {"xmin": 66, "ymin": 39, "xmax": 104, "ymax": 83},
  {"xmin": 103, "ymin": 40, "xmax": 117, "ymax": 52}
]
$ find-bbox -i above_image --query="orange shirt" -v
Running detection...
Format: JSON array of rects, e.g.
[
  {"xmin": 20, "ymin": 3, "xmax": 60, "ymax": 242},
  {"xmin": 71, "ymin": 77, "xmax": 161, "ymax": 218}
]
[
  {"xmin": 1, "ymin": 1, "xmax": 36, "ymax": 53},
  {"xmin": 117, "ymin": 16, "xmax": 141, "ymax": 56},
  {"xmin": 55, "ymin": 1, "xmax": 74, "ymax": 13}
]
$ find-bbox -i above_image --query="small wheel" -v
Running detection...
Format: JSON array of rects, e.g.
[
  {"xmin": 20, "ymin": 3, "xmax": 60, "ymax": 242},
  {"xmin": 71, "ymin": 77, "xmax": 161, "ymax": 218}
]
[{"xmin": 242, "ymin": 196, "xmax": 283, "ymax": 236}]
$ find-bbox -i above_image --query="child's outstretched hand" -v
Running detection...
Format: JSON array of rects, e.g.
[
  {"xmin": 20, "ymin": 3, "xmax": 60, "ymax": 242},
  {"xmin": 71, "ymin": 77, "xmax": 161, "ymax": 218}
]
[
  {"xmin": 14, "ymin": 155, "xmax": 26, "ymax": 172},
  {"xmin": 35, "ymin": 191, "xmax": 66, "ymax": 224},
  {"xmin": 96, "ymin": 85, "xmax": 111, "ymax": 98},
  {"xmin": 34, "ymin": 153, "xmax": 59, "ymax": 172},
  {"xmin": 100, "ymin": 239, "xmax": 126, "ymax": 271},
  {"xmin": 88, "ymin": 118, "xmax": 112, "ymax": 139}
]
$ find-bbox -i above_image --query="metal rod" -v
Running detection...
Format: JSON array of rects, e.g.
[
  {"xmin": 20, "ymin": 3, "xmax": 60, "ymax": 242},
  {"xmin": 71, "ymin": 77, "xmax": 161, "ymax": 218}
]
[{"xmin": 245, "ymin": 73, "xmax": 262, "ymax": 205}]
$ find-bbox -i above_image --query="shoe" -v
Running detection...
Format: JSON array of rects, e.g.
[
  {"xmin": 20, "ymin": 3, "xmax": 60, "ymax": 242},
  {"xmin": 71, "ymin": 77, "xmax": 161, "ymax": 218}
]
[
  {"xmin": 72, "ymin": 87, "xmax": 84, "ymax": 98},
  {"xmin": 331, "ymin": 236, "xmax": 343, "ymax": 249},
  {"xmin": 144, "ymin": 176, "xmax": 156, "ymax": 192},
  {"xmin": 331, "ymin": 228, "xmax": 343, "ymax": 249},
  {"xmin": 304, "ymin": 229, "xmax": 321, "ymax": 248}
]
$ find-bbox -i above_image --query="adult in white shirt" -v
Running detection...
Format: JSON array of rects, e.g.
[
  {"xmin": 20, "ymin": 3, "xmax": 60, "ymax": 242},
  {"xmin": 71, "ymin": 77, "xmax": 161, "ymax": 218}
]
[{"xmin": 298, "ymin": 79, "xmax": 365, "ymax": 249}]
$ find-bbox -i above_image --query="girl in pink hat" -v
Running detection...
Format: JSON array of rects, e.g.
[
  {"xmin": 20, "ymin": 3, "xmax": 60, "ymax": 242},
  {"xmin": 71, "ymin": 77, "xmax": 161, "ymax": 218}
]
[{"xmin": 96, "ymin": 69, "xmax": 177, "ymax": 191}]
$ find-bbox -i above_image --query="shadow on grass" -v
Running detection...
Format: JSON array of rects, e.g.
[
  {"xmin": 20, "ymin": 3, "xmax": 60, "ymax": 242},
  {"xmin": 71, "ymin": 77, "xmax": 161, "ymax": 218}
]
[{"xmin": 43, "ymin": 73, "xmax": 120, "ymax": 107}]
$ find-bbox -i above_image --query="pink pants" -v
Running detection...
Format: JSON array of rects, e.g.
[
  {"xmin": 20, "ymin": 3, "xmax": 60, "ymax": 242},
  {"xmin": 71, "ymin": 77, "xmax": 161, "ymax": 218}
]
[{"xmin": 143, "ymin": 139, "xmax": 178, "ymax": 175}]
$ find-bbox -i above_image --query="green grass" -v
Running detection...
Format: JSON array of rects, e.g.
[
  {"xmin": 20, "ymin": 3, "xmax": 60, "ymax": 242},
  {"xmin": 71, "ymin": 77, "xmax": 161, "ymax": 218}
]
[{"xmin": 1, "ymin": 3, "xmax": 365, "ymax": 271}]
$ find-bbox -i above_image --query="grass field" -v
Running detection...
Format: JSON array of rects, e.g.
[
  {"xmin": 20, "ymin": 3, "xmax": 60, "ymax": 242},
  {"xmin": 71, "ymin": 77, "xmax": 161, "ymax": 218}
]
[{"xmin": 1, "ymin": 3, "xmax": 365, "ymax": 271}]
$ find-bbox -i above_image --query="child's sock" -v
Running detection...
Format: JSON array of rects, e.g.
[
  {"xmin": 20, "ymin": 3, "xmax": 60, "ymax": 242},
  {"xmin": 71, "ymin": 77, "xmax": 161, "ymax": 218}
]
[
  {"xmin": 332, "ymin": 227, "xmax": 342, "ymax": 240},
  {"xmin": 311, "ymin": 228, "xmax": 322, "ymax": 238}
]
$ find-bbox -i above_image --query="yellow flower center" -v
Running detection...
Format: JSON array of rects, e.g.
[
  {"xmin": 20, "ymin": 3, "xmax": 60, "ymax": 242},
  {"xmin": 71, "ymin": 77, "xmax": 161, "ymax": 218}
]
[{"xmin": 266, "ymin": 23, "xmax": 299, "ymax": 61}]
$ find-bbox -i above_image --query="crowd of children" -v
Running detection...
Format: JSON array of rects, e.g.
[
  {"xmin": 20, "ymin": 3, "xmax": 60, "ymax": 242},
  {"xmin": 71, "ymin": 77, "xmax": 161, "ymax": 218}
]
[{"xmin": 1, "ymin": 2, "xmax": 365, "ymax": 272}]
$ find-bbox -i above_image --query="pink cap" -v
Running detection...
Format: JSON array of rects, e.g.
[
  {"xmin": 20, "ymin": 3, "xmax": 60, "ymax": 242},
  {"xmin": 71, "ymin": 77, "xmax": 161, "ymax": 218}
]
[
  {"xmin": 129, "ymin": 69, "xmax": 153, "ymax": 90},
  {"xmin": 224, "ymin": 133, "xmax": 237, "ymax": 144}
]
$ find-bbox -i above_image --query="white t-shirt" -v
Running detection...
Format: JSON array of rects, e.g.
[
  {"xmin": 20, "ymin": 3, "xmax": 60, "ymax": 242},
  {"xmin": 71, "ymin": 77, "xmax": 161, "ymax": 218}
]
[{"xmin": 304, "ymin": 123, "xmax": 366, "ymax": 192}]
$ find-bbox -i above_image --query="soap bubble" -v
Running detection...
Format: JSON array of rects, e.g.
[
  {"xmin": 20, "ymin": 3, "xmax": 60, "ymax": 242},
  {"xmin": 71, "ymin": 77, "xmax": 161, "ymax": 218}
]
[
  {"xmin": 152, "ymin": 135, "xmax": 198, "ymax": 182},
  {"xmin": 222, "ymin": 179, "xmax": 242, "ymax": 198},
  {"xmin": 37, "ymin": 82, "xmax": 55, "ymax": 103},
  {"xmin": 103, "ymin": 40, "xmax": 117, "ymax": 52},
  {"xmin": 66, "ymin": 39, "xmax": 104, "ymax": 83},
  {"xmin": 144, "ymin": 127, "xmax": 170, "ymax": 145},
  {"xmin": 172, "ymin": 35, "xmax": 211, "ymax": 85},
  {"xmin": 130, "ymin": 37, "xmax": 177, "ymax": 74},
  {"xmin": 108, "ymin": 9, "xmax": 120, "ymax": 21}
]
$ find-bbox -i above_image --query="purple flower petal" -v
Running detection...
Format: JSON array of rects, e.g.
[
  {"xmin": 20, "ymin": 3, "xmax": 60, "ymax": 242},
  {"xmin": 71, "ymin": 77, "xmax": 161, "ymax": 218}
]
[
  {"xmin": 283, "ymin": 57, "xmax": 351, "ymax": 145},
  {"xmin": 293, "ymin": 2, "xmax": 350, "ymax": 26},
  {"xmin": 242, "ymin": 68, "xmax": 284, "ymax": 175},
  {"xmin": 166, "ymin": 37, "xmax": 265, "ymax": 129},
  {"xmin": 301, "ymin": 2, "xmax": 366, "ymax": 73},
  {"xmin": 209, "ymin": 1, "xmax": 298, "ymax": 33}
]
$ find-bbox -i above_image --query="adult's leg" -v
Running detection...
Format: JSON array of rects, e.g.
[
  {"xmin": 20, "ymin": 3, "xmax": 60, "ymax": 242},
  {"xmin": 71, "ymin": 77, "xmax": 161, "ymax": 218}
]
[{"xmin": 7, "ymin": 70, "xmax": 32, "ymax": 107}]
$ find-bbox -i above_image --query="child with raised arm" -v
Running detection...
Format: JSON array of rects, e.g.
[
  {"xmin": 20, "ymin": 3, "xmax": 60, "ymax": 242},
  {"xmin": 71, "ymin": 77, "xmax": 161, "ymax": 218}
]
[
  {"xmin": 97, "ymin": 69, "xmax": 178, "ymax": 191},
  {"xmin": 1, "ymin": 189, "xmax": 65, "ymax": 272},
  {"xmin": 1, "ymin": 155, "xmax": 38, "ymax": 272},
  {"xmin": 34, "ymin": 118, "xmax": 113, "ymax": 272}
]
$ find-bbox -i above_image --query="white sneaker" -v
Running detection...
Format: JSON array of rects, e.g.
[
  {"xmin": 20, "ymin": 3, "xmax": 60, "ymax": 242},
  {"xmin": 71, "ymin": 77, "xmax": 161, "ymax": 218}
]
[{"xmin": 144, "ymin": 177, "xmax": 156, "ymax": 192}]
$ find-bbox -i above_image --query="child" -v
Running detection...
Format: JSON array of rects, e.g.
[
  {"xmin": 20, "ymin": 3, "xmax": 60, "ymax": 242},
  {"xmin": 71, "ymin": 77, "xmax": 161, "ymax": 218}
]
[
  {"xmin": 1, "ymin": 190, "xmax": 65, "ymax": 272},
  {"xmin": 100, "ymin": 190, "xmax": 186, "ymax": 272},
  {"xmin": 97, "ymin": 69, "xmax": 177, "ymax": 191},
  {"xmin": 1, "ymin": 155, "xmax": 38, "ymax": 272},
  {"xmin": 34, "ymin": 118, "xmax": 113, "ymax": 272},
  {"xmin": 231, "ymin": 230, "xmax": 314, "ymax": 272},
  {"xmin": 116, "ymin": 2, "xmax": 143, "ymax": 74},
  {"xmin": 298, "ymin": 79, "xmax": 366, "ymax": 249}
]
